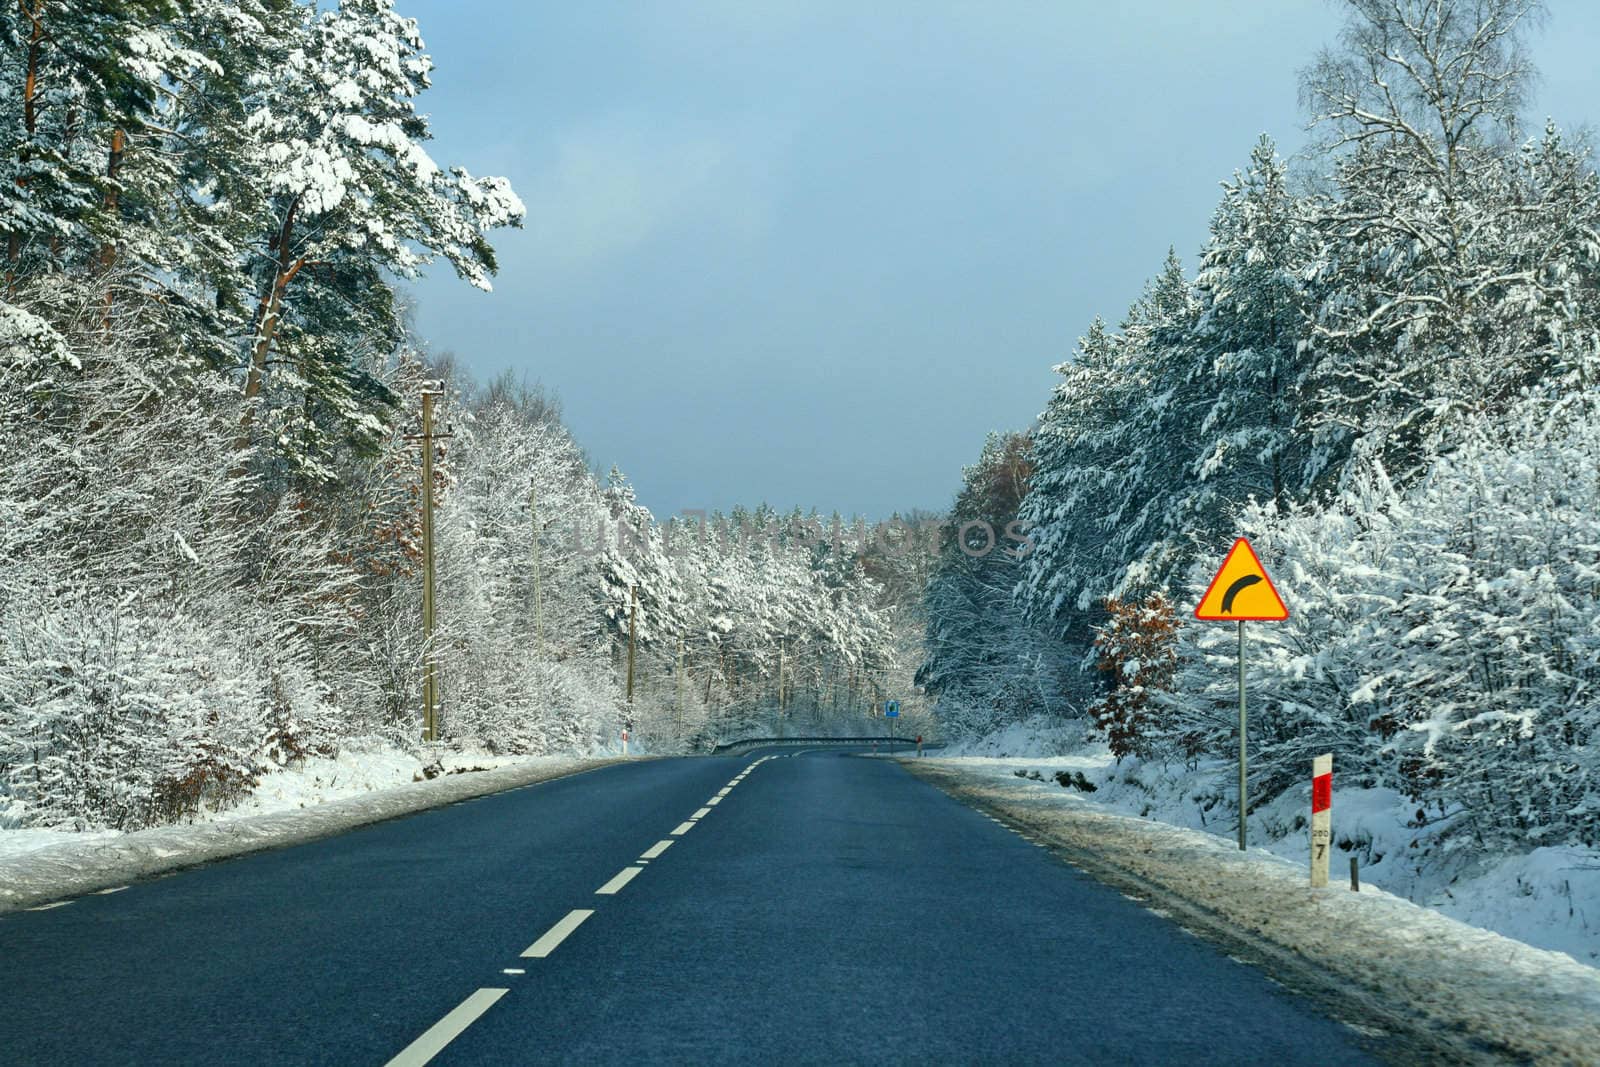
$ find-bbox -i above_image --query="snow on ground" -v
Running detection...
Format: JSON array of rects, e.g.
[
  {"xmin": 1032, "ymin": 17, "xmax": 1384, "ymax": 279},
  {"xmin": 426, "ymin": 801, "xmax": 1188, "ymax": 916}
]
[
  {"xmin": 927, "ymin": 716, "xmax": 1600, "ymax": 970},
  {"xmin": 0, "ymin": 742, "xmax": 627, "ymax": 914},
  {"xmin": 934, "ymin": 716, "xmax": 1092, "ymax": 758},
  {"xmin": 210, "ymin": 745, "xmax": 538, "ymax": 824},
  {"xmin": 905, "ymin": 755, "xmax": 1600, "ymax": 1064},
  {"xmin": 0, "ymin": 822, "xmax": 120, "ymax": 867}
]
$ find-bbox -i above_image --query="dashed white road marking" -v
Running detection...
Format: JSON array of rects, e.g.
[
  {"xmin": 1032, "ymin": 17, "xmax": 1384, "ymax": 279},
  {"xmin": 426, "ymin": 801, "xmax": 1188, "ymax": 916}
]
[
  {"xmin": 691, "ymin": 807, "xmax": 711, "ymax": 819},
  {"xmin": 716, "ymin": 788, "xmax": 732, "ymax": 796},
  {"xmin": 522, "ymin": 909, "xmax": 594, "ymax": 957},
  {"xmin": 640, "ymin": 839, "xmax": 674, "ymax": 860},
  {"xmin": 502, "ymin": 968, "xmax": 525, "ymax": 975},
  {"xmin": 95, "ymin": 886, "xmax": 128, "ymax": 895},
  {"xmin": 27, "ymin": 901, "xmax": 70, "ymax": 911},
  {"xmin": 706, "ymin": 796, "xmax": 722, "ymax": 806},
  {"xmin": 595, "ymin": 866, "xmax": 643, "ymax": 895},
  {"xmin": 670, "ymin": 821, "xmax": 696, "ymax": 835},
  {"xmin": 385, "ymin": 988, "xmax": 507, "ymax": 1067}
]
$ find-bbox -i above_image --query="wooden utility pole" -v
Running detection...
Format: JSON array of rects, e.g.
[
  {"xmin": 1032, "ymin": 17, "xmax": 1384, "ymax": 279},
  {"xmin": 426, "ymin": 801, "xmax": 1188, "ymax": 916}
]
[
  {"xmin": 676, "ymin": 635, "xmax": 686, "ymax": 733},
  {"xmin": 414, "ymin": 384, "xmax": 449, "ymax": 743},
  {"xmin": 777, "ymin": 637, "xmax": 786, "ymax": 712},
  {"xmin": 530, "ymin": 485, "xmax": 543, "ymax": 660},
  {"xmin": 625, "ymin": 585, "xmax": 638, "ymax": 704}
]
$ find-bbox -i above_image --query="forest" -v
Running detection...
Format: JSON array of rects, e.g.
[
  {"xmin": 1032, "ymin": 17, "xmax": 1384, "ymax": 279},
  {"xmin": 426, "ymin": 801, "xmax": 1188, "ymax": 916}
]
[
  {"xmin": 4, "ymin": 0, "xmax": 1595, "ymax": 862},
  {"xmin": 919, "ymin": 0, "xmax": 1600, "ymax": 851},
  {"xmin": 0, "ymin": 1, "xmax": 927, "ymax": 832}
]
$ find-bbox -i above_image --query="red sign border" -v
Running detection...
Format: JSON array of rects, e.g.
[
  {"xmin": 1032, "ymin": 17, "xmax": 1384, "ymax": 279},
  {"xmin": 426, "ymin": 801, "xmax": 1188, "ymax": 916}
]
[{"xmin": 1194, "ymin": 537, "xmax": 1290, "ymax": 622}]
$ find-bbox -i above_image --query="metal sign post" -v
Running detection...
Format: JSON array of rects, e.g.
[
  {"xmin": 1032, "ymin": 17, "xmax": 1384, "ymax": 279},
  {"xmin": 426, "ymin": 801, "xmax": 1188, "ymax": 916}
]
[
  {"xmin": 1238, "ymin": 621, "xmax": 1247, "ymax": 851},
  {"xmin": 1194, "ymin": 538, "xmax": 1289, "ymax": 852}
]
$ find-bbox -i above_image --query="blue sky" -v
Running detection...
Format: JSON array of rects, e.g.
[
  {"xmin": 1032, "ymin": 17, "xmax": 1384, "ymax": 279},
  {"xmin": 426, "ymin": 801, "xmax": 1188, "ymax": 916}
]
[{"xmin": 399, "ymin": 1, "xmax": 1600, "ymax": 521}]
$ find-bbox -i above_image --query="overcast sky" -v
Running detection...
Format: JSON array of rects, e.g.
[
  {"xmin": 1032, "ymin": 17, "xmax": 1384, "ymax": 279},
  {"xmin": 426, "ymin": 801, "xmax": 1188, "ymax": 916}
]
[{"xmin": 398, "ymin": 1, "xmax": 1600, "ymax": 521}]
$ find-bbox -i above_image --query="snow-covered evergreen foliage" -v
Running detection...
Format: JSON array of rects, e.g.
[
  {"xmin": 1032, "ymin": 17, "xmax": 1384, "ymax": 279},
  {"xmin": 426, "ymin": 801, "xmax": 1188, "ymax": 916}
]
[
  {"xmin": 0, "ymin": 3, "xmax": 911, "ymax": 830},
  {"xmin": 919, "ymin": 432, "xmax": 1076, "ymax": 738},
  {"xmin": 929, "ymin": 0, "xmax": 1600, "ymax": 854},
  {"xmin": 1157, "ymin": 393, "xmax": 1600, "ymax": 849}
]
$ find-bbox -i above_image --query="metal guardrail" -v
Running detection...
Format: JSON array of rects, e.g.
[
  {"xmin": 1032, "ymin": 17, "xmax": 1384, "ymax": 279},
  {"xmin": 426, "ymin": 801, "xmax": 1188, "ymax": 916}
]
[{"xmin": 709, "ymin": 736, "xmax": 945, "ymax": 755}]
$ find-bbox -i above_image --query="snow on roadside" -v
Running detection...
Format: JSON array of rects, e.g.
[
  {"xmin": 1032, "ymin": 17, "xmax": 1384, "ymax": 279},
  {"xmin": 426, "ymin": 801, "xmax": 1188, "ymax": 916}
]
[
  {"xmin": 906, "ymin": 756, "xmax": 1600, "ymax": 1064},
  {"xmin": 209, "ymin": 745, "xmax": 537, "ymax": 824},
  {"xmin": 0, "ymin": 823, "xmax": 120, "ymax": 866},
  {"xmin": 0, "ymin": 744, "xmax": 626, "ymax": 914},
  {"xmin": 933, "ymin": 716, "xmax": 1090, "ymax": 758},
  {"xmin": 931, "ymin": 747, "xmax": 1600, "ymax": 970}
]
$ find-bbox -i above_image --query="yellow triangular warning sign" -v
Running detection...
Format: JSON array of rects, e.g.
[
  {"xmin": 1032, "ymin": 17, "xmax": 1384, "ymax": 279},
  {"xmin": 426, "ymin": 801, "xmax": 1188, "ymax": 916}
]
[{"xmin": 1194, "ymin": 537, "xmax": 1289, "ymax": 621}]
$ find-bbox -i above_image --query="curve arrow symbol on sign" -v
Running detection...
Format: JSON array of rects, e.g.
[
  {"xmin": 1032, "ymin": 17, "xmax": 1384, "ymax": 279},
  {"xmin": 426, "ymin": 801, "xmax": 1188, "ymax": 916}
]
[{"xmin": 1219, "ymin": 574, "xmax": 1263, "ymax": 614}]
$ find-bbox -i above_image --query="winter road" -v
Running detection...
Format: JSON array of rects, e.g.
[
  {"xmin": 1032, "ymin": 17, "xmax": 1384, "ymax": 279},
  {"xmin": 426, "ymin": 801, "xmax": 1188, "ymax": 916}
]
[{"xmin": 0, "ymin": 749, "xmax": 1383, "ymax": 1065}]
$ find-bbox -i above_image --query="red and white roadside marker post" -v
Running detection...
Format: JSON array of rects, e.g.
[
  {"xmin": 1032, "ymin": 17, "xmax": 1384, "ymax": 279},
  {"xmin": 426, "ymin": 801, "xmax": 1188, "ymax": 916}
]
[
  {"xmin": 621, "ymin": 729, "xmax": 630, "ymax": 757},
  {"xmin": 1310, "ymin": 754, "xmax": 1332, "ymax": 887}
]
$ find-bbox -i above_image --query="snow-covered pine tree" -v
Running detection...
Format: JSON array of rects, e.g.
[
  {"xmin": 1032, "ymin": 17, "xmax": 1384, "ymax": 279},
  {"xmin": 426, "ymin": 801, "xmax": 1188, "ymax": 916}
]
[
  {"xmin": 1191, "ymin": 135, "xmax": 1321, "ymax": 508},
  {"xmin": 1018, "ymin": 315, "xmax": 1130, "ymax": 633},
  {"xmin": 0, "ymin": 0, "xmax": 181, "ymax": 275},
  {"xmin": 921, "ymin": 431, "xmax": 1073, "ymax": 738},
  {"xmin": 232, "ymin": 0, "xmax": 525, "ymax": 478}
]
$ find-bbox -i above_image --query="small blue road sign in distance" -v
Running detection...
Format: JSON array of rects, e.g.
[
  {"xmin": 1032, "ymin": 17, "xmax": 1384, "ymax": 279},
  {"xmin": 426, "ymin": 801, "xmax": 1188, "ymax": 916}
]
[{"xmin": 885, "ymin": 699, "xmax": 900, "ymax": 717}]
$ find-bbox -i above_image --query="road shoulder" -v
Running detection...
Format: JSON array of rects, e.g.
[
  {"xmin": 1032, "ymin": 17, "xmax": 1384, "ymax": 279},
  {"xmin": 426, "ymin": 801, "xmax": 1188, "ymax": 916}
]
[
  {"xmin": 902, "ymin": 757, "xmax": 1600, "ymax": 1066},
  {"xmin": 0, "ymin": 756, "xmax": 633, "ymax": 914}
]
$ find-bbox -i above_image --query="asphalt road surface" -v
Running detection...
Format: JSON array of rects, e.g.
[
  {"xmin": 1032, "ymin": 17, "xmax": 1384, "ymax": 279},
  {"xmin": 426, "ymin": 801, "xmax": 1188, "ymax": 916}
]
[{"xmin": 0, "ymin": 748, "xmax": 1383, "ymax": 1065}]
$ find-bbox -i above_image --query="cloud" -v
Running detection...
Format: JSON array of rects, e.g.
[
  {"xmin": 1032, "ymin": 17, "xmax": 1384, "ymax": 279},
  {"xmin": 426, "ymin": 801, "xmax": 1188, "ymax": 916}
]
[{"xmin": 520, "ymin": 116, "xmax": 771, "ymax": 281}]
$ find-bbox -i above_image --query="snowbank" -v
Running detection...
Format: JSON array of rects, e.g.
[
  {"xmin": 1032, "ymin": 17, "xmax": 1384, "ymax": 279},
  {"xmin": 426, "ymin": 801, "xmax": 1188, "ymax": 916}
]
[
  {"xmin": 927, "ymin": 745, "xmax": 1600, "ymax": 970},
  {"xmin": 932, "ymin": 716, "xmax": 1091, "ymax": 758},
  {"xmin": 0, "ymin": 747, "xmax": 628, "ymax": 914},
  {"xmin": 905, "ymin": 756, "xmax": 1600, "ymax": 1064}
]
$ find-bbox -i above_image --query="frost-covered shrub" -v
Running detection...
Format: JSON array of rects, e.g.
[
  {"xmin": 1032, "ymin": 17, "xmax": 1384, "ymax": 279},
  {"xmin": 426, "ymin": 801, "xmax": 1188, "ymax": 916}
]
[
  {"xmin": 1164, "ymin": 395, "xmax": 1600, "ymax": 848},
  {"xmin": 1089, "ymin": 594, "xmax": 1183, "ymax": 761},
  {"xmin": 0, "ymin": 593, "xmax": 269, "ymax": 830},
  {"xmin": 449, "ymin": 657, "xmax": 622, "ymax": 756},
  {"xmin": 0, "ymin": 286, "xmax": 359, "ymax": 829}
]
